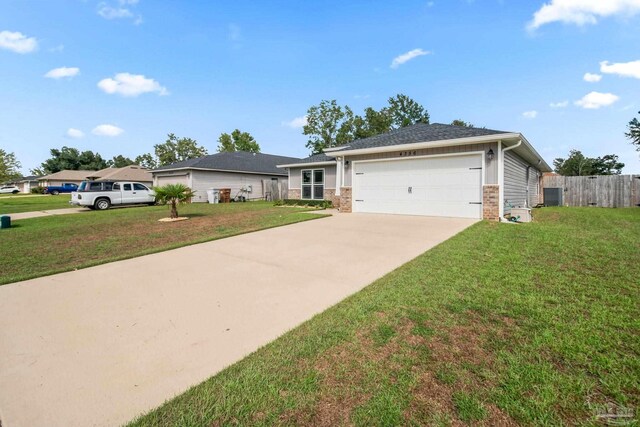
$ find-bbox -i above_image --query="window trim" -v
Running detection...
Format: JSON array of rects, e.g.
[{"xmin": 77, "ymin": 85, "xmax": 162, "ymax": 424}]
[{"xmin": 301, "ymin": 168, "xmax": 325, "ymax": 200}]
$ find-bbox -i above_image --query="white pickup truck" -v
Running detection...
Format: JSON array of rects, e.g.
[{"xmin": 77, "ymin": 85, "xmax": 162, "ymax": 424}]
[{"xmin": 70, "ymin": 181, "xmax": 155, "ymax": 210}]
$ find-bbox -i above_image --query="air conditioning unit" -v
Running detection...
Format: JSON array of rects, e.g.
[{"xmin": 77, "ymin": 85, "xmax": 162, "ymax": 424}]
[{"xmin": 543, "ymin": 188, "xmax": 563, "ymax": 207}]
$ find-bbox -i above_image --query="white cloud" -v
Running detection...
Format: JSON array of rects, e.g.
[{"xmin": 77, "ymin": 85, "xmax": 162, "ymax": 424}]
[
  {"xmin": 574, "ymin": 91, "xmax": 619, "ymax": 109},
  {"xmin": 0, "ymin": 30, "xmax": 38, "ymax": 54},
  {"xmin": 522, "ymin": 110, "xmax": 538, "ymax": 119},
  {"xmin": 600, "ymin": 60, "xmax": 640, "ymax": 79},
  {"xmin": 390, "ymin": 48, "xmax": 431, "ymax": 69},
  {"xmin": 98, "ymin": 1, "xmax": 142, "ymax": 23},
  {"xmin": 49, "ymin": 44, "xmax": 64, "ymax": 53},
  {"xmin": 550, "ymin": 100, "xmax": 569, "ymax": 108},
  {"xmin": 283, "ymin": 116, "xmax": 307, "ymax": 129},
  {"xmin": 44, "ymin": 67, "xmax": 80, "ymax": 79},
  {"xmin": 98, "ymin": 4, "xmax": 133, "ymax": 19},
  {"xmin": 97, "ymin": 73, "xmax": 168, "ymax": 97},
  {"xmin": 528, "ymin": 0, "xmax": 640, "ymax": 30},
  {"xmin": 92, "ymin": 124, "xmax": 124, "ymax": 136},
  {"xmin": 66, "ymin": 128, "xmax": 85, "ymax": 139},
  {"xmin": 583, "ymin": 72, "xmax": 602, "ymax": 82}
]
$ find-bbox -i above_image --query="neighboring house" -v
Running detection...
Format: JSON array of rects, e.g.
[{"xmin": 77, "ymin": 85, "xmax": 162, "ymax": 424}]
[
  {"xmin": 14, "ymin": 176, "xmax": 40, "ymax": 193},
  {"xmin": 152, "ymin": 151, "xmax": 301, "ymax": 202},
  {"xmin": 277, "ymin": 123, "xmax": 551, "ymax": 220},
  {"xmin": 86, "ymin": 165, "xmax": 153, "ymax": 187},
  {"xmin": 38, "ymin": 170, "xmax": 97, "ymax": 187},
  {"xmin": 38, "ymin": 165, "xmax": 153, "ymax": 187}
]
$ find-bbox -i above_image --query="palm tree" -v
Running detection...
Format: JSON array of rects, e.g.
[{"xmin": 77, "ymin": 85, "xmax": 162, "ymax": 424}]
[{"xmin": 153, "ymin": 183, "xmax": 196, "ymax": 219}]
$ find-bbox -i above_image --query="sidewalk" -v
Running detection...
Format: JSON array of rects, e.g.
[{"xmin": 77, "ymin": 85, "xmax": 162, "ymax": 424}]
[{"xmin": 6, "ymin": 207, "xmax": 89, "ymax": 220}]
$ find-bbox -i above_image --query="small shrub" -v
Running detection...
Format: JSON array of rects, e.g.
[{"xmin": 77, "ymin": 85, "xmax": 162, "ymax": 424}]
[
  {"xmin": 31, "ymin": 186, "xmax": 45, "ymax": 194},
  {"xmin": 274, "ymin": 199, "xmax": 333, "ymax": 209}
]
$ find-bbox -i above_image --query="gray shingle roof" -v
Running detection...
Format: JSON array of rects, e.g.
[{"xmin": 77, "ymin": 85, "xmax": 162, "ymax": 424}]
[
  {"xmin": 333, "ymin": 123, "xmax": 510, "ymax": 152},
  {"xmin": 153, "ymin": 151, "xmax": 301, "ymax": 175},
  {"xmin": 287, "ymin": 153, "xmax": 334, "ymax": 164}
]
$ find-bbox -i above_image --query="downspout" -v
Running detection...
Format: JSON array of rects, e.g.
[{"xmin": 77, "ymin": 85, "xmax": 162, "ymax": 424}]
[
  {"xmin": 335, "ymin": 157, "xmax": 342, "ymax": 196},
  {"xmin": 499, "ymin": 139, "xmax": 522, "ymax": 222}
]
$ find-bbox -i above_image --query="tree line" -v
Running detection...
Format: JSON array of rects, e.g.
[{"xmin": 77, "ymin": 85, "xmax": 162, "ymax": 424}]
[{"xmin": 1, "ymin": 103, "xmax": 639, "ymax": 182}]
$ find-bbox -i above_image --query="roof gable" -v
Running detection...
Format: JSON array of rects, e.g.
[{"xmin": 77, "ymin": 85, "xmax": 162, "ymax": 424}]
[{"xmin": 153, "ymin": 151, "xmax": 301, "ymax": 175}]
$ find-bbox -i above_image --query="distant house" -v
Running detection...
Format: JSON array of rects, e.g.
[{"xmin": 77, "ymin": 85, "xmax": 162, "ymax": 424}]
[
  {"xmin": 38, "ymin": 170, "xmax": 97, "ymax": 187},
  {"xmin": 152, "ymin": 151, "xmax": 301, "ymax": 202},
  {"xmin": 38, "ymin": 165, "xmax": 153, "ymax": 188},
  {"xmin": 86, "ymin": 165, "xmax": 153, "ymax": 186},
  {"xmin": 14, "ymin": 176, "xmax": 40, "ymax": 193}
]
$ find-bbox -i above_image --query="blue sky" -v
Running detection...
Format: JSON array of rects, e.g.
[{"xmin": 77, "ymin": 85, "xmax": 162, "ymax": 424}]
[{"xmin": 1, "ymin": 0, "xmax": 639, "ymax": 174}]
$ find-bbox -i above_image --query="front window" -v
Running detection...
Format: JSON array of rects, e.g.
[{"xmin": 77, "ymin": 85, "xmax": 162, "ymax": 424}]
[{"xmin": 302, "ymin": 169, "xmax": 324, "ymax": 200}]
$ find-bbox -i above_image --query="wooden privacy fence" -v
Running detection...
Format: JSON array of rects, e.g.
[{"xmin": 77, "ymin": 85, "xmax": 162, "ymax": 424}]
[
  {"xmin": 261, "ymin": 179, "xmax": 288, "ymax": 201},
  {"xmin": 542, "ymin": 174, "xmax": 640, "ymax": 207}
]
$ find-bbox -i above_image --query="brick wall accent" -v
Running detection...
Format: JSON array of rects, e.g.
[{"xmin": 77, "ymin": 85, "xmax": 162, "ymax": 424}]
[
  {"xmin": 339, "ymin": 187, "xmax": 352, "ymax": 213},
  {"xmin": 483, "ymin": 185, "xmax": 500, "ymax": 221},
  {"xmin": 287, "ymin": 189, "xmax": 301, "ymax": 200},
  {"xmin": 323, "ymin": 189, "xmax": 340, "ymax": 208}
]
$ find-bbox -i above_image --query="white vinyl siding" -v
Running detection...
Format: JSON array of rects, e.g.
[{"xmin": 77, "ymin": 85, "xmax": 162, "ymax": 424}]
[
  {"xmin": 155, "ymin": 174, "xmax": 188, "ymax": 188},
  {"xmin": 504, "ymin": 151, "xmax": 540, "ymax": 211},
  {"xmin": 190, "ymin": 170, "xmax": 286, "ymax": 202}
]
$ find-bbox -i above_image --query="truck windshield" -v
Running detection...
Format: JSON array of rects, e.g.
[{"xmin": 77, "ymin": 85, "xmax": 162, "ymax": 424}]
[{"xmin": 78, "ymin": 182, "xmax": 87, "ymax": 191}]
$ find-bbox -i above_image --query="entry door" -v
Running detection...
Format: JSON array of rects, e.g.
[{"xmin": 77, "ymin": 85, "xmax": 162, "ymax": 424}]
[{"xmin": 353, "ymin": 154, "xmax": 483, "ymax": 218}]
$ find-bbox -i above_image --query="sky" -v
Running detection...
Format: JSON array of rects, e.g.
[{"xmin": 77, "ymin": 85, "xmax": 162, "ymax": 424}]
[{"xmin": 1, "ymin": 0, "xmax": 639, "ymax": 174}]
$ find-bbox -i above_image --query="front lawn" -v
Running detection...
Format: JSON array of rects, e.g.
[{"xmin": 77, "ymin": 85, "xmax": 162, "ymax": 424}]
[
  {"xmin": 0, "ymin": 194, "xmax": 72, "ymax": 214},
  {"xmin": 0, "ymin": 202, "xmax": 323, "ymax": 285},
  {"xmin": 130, "ymin": 208, "xmax": 639, "ymax": 426}
]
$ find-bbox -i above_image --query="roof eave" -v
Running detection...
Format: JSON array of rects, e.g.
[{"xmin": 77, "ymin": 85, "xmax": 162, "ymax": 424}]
[
  {"xmin": 277, "ymin": 161, "xmax": 336, "ymax": 168},
  {"xmin": 151, "ymin": 166, "xmax": 287, "ymax": 176},
  {"xmin": 506, "ymin": 134, "xmax": 553, "ymax": 172},
  {"xmin": 324, "ymin": 133, "xmax": 521, "ymax": 157}
]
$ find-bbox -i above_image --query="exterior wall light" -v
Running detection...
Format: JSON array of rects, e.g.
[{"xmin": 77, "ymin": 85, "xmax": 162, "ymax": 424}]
[{"xmin": 487, "ymin": 149, "xmax": 494, "ymax": 161}]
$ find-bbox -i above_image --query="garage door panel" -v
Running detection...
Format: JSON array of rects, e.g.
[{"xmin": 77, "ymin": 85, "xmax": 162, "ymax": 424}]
[{"xmin": 353, "ymin": 155, "xmax": 482, "ymax": 219}]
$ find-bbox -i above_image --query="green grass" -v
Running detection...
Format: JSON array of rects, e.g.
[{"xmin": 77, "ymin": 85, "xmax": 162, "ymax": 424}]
[
  {"xmin": 128, "ymin": 207, "xmax": 640, "ymax": 426},
  {"xmin": 0, "ymin": 194, "xmax": 72, "ymax": 213},
  {"xmin": 0, "ymin": 202, "xmax": 324, "ymax": 285}
]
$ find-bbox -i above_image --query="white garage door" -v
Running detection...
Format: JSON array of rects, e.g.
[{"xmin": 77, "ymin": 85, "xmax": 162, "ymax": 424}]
[
  {"xmin": 353, "ymin": 154, "xmax": 483, "ymax": 218},
  {"xmin": 156, "ymin": 175, "xmax": 188, "ymax": 187}
]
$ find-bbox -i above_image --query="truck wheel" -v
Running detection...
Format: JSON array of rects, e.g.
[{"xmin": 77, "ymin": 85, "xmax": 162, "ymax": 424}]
[
  {"xmin": 12, "ymin": 190, "xmax": 18, "ymax": 194},
  {"xmin": 51, "ymin": 190, "xmax": 59, "ymax": 195},
  {"xmin": 94, "ymin": 198, "xmax": 111, "ymax": 210}
]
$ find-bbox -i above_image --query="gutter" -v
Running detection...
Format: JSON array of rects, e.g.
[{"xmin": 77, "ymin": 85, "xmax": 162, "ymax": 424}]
[
  {"xmin": 276, "ymin": 161, "xmax": 336, "ymax": 168},
  {"xmin": 323, "ymin": 133, "xmax": 521, "ymax": 157},
  {"xmin": 499, "ymin": 139, "xmax": 522, "ymax": 221}
]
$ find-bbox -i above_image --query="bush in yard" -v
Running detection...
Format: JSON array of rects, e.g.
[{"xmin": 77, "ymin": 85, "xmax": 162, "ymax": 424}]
[
  {"xmin": 153, "ymin": 183, "xmax": 195, "ymax": 219},
  {"xmin": 274, "ymin": 199, "xmax": 332, "ymax": 208},
  {"xmin": 30, "ymin": 187, "xmax": 45, "ymax": 194}
]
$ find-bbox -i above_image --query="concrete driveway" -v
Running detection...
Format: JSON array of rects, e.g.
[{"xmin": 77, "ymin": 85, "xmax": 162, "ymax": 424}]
[{"xmin": 0, "ymin": 213, "xmax": 477, "ymax": 427}]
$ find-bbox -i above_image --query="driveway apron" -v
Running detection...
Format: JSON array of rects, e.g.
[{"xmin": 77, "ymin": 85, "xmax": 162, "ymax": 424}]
[{"xmin": 0, "ymin": 213, "xmax": 477, "ymax": 426}]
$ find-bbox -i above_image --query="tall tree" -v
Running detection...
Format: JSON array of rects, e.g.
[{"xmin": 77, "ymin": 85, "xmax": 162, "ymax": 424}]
[
  {"xmin": 451, "ymin": 119, "xmax": 474, "ymax": 127},
  {"xmin": 353, "ymin": 107, "xmax": 394, "ymax": 139},
  {"xmin": 553, "ymin": 149, "xmax": 624, "ymax": 176},
  {"xmin": 591, "ymin": 154, "xmax": 625, "ymax": 175},
  {"xmin": 303, "ymin": 100, "xmax": 355, "ymax": 154},
  {"xmin": 108, "ymin": 155, "xmax": 136, "ymax": 168},
  {"xmin": 387, "ymin": 94, "xmax": 430, "ymax": 128},
  {"xmin": 39, "ymin": 146, "xmax": 109, "ymax": 174},
  {"xmin": 217, "ymin": 129, "xmax": 261, "ymax": 153},
  {"xmin": 0, "ymin": 149, "xmax": 21, "ymax": 182},
  {"xmin": 626, "ymin": 111, "xmax": 640, "ymax": 152},
  {"xmin": 154, "ymin": 133, "xmax": 208, "ymax": 166},
  {"xmin": 134, "ymin": 153, "xmax": 158, "ymax": 170}
]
